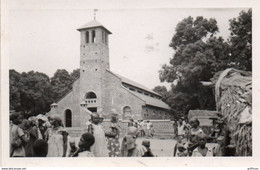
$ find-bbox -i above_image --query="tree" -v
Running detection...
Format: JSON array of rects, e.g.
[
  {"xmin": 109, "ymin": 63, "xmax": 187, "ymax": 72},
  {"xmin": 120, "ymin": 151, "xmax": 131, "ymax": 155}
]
[
  {"xmin": 9, "ymin": 68, "xmax": 81, "ymax": 116},
  {"xmin": 9, "ymin": 70, "xmax": 53, "ymax": 117},
  {"xmin": 229, "ymin": 9, "xmax": 252, "ymax": 71},
  {"xmin": 70, "ymin": 68, "xmax": 80, "ymax": 81},
  {"xmin": 50, "ymin": 69, "xmax": 73, "ymax": 102},
  {"xmin": 9, "ymin": 69, "xmax": 22, "ymax": 111},
  {"xmin": 153, "ymin": 86, "xmax": 167, "ymax": 96},
  {"xmin": 160, "ymin": 16, "xmax": 229, "ymax": 84},
  {"xmin": 158, "ymin": 10, "xmax": 252, "ymax": 117},
  {"xmin": 159, "ymin": 16, "xmax": 227, "ymax": 114}
]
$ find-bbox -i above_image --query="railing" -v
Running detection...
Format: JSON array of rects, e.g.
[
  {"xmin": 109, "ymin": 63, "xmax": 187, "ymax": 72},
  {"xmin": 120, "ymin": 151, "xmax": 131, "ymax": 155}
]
[{"xmin": 85, "ymin": 99, "xmax": 97, "ymax": 104}]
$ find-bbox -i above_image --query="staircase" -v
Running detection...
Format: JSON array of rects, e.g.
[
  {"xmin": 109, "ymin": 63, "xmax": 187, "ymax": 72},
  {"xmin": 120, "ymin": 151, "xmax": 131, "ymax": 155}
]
[{"xmin": 66, "ymin": 120, "xmax": 175, "ymax": 139}]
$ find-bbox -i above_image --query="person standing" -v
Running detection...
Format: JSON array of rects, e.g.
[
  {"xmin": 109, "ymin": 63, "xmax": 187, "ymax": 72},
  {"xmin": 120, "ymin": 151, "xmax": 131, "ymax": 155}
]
[
  {"xmin": 45, "ymin": 115, "xmax": 70, "ymax": 157},
  {"xmin": 37, "ymin": 118, "xmax": 47, "ymax": 140},
  {"xmin": 146, "ymin": 120, "xmax": 154, "ymax": 138},
  {"xmin": 24, "ymin": 117, "xmax": 39, "ymax": 157},
  {"xmin": 105, "ymin": 111, "xmax": 120, "ymax": 157},
  {"xmin": 87, "ymin": 113, "xmax": 108, "ymax": 157},
  {"xmin": 173, "ymin": 120, "xmax": 178, "ymax": 139},
  {"xmin": 139, "ymin": 120, "xmax": 146, "ymax": 137},
  {"xmin": 177, "ymin": 118, "xmax": 186, "ymax": 138},
  {"xmin": 10, "ymin": 113, "xmax": 29, "ymax": 157}
]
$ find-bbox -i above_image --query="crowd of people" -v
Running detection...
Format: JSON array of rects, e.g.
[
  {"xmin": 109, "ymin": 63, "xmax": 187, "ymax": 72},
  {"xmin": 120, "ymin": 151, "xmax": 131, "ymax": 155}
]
[
  {"xmin": 172, "ymin": 118, "xmax": 225, "ymax": 157},
  {"xmin": 10, "ymin": 110, "xmax": 226, "ymax": 158},
  {"xmin": 9, "ymin": 111, "xmax": 155, "ymax": 157}
]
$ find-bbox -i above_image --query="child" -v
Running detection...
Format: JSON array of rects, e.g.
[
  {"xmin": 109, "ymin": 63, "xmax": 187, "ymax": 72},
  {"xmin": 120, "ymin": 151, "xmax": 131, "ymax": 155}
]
[
  {"xmin": 33, "ymin": 139, "xmax": 48, "ymax": 157},
  {"xmin": 192, "ymin": 133, "xmax": 213, "ymax": 157},
  {"xmin": 77, "ymin": 133, "xmax": 95, "ymax": 157},
  {"xmin": 120, "ymin": 126, "xmax": 146, "ymax": 157},
  {"xmin": 142, "ymin": 140, "xmax": 154, "ymax": 157},
  {"xmin": 87, "ymin": 113, "xmax": 108, "ymax": 157}
]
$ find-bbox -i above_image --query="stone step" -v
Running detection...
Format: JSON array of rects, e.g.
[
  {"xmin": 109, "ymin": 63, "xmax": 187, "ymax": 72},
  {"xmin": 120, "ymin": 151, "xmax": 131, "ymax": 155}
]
[{"xmin": 66, "ymin": 127, "xmax": 175, "ymax": 138}]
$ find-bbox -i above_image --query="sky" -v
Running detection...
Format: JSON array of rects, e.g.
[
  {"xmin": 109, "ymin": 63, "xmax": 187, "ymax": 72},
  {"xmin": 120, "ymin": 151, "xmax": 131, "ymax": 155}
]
[{"xmin": 7, "ymin": 2, "xmax": 247, "ymax": 90}]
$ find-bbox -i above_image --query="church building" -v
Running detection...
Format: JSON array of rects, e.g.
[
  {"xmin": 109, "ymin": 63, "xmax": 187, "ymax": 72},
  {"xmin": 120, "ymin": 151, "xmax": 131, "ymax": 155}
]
[{"xmin": 49, "ymin": 19, "xmax": 171, "ymax": 127}]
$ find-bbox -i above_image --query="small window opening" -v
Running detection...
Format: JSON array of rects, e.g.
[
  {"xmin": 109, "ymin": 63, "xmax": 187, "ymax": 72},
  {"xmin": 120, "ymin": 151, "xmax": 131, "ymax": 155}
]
[
  {"xmin": 86, "ymin": 31, "xmax": 89, "ymax": 43},
  {"xmin": 92, "ymin": 30, "xmax": 96, "ymax": 43},
  {"xmin": 105, "ymin": 33, "xmax": 107, "ymax": 44},
  {"xmin": 102, "ymin": 31, "xmax": 104, "ymax": 43},
  {"xmin": 129, "ymin": 88, "xmax": 135, "ymax": 91}
]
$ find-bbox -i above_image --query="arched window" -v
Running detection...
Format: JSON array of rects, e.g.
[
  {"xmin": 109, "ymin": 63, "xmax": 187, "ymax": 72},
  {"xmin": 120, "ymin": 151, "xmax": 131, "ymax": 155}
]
[
  {"xmin": 85, "ymin": 92, "xmax": 97, "ymax": 99},
  {"xmin": 123, "ymin": 106, "xmax": 132, "ymax": 120},
  {"xmin": 92, "ymin": 30, "xmax": 96, "ymax": 43},
  {"xmin": 65, "ymin": 109, "xmax": 72, "ymax": 127},
  {"xmin": 86, "ymin": 31, "xmax": 89, "ymax": 43}
]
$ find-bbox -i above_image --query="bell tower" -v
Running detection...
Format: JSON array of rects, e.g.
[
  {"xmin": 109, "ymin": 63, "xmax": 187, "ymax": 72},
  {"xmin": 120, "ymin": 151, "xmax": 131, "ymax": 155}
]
[
  {"xmin": 77, "ymin": 20, "xmax": 112, "ymax": 126},
  {"xmin": 77, "ymin": 20, "xmax": 111, "ymax": 72}
]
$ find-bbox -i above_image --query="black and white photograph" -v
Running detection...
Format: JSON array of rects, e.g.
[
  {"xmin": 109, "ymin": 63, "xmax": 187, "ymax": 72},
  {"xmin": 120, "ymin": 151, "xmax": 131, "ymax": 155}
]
[{"xmin": 1, "ymin": 0, "xmax": 259, "ymax": 168}]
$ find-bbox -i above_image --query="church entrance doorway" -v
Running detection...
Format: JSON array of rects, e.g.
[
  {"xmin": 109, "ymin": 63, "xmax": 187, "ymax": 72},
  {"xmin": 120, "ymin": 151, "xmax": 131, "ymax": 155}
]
[
  {"xmin": 88, "ymin": 107, "xmax": 97, "ymax": 113},
  {"xmin": 65, "ymin": 109, "xmax": 72, "ymax": 127}
]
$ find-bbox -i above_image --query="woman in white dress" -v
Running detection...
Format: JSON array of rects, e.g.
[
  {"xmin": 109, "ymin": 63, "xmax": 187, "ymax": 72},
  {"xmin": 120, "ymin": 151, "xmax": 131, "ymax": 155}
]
[
  {"xmin": 87, "ymin": 113, "xmax": 108, "ymax": 157},
  {"xmin": 45, "ymin": 115, "xmax": 70, "ymax": 157}
]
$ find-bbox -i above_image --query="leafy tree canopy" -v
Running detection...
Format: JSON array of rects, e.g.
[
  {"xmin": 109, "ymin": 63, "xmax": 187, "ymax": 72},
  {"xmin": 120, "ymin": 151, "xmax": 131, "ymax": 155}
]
[
  {"xmin": 158, "ymin": 10, "xmax": 252, "ymax": 117},
  {"xmin": 229, "ymin": 9, "xmax": 252, "ymax": 71},
  {"xmin": 154, "ymin": 9, "xmax": 252, "ymax": 116},
  {"xmin": 9, "ymin": 68, "xmax": 80, "ymax": 117}
]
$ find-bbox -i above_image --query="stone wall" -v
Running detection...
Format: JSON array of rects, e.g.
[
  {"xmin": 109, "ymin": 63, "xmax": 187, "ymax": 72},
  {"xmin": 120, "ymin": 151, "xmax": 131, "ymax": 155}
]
[
  {"xmin": 54, "ymin": 79, "xmax": 81, "ymax": 127},
  {"xmin": 101, "ymin": 71, "xmax": 145, "ymax": 120},
  {"xmin": 142, "ymin": 105, "xmax": 172, "ymax": 120},
  {"xmin": 102, "ymin": 119, "xmax": 173, "ymax": 132},
  {"xmin": 67, "ymin": 119, "xmax": 174, "ymax": 138}
]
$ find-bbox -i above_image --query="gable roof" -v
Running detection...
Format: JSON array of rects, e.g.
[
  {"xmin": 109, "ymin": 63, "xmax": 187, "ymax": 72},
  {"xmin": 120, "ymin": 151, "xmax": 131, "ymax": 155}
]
[
  {"xmin": 107, "ymin": 70, "xmax": 161, "ymax": 97},
  {"xmin": 127, "ymin": 89, "xmax": 171, "ymax": 110},
  {"xmin": 77, "ymin": 20, "xmax": 112, "ymax": 34},
  {"xmin": 107, "ymin": 70, "xmax": 170, "ymax": 110}
]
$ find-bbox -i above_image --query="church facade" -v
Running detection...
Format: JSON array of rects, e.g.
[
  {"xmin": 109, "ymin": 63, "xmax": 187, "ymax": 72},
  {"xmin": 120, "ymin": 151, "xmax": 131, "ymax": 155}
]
[{"xmin": 49, "ymin": 20, "xmax": 171, "ymax": 127}]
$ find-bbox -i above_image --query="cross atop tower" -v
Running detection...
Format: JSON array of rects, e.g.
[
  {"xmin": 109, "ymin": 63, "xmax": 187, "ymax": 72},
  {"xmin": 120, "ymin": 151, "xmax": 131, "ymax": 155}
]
[{"xmin": 94, "ymin": 9, "xmax": 98, "ymax": 20}]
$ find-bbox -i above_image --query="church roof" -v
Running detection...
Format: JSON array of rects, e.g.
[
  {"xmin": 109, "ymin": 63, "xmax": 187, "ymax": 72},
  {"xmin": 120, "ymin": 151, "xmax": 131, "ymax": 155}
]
[
  {"xmin": 77, "ymin": 20, "xmax": 112, "ymax": 34},
  {"xmin": 107, "ymin": 70, "xmax": 170, "ymax": 110},
  {"xmin": 130, "ymin": 90, "xmax": 171, "ymax": 110},
  {"xmin": 122, "ymin": 86, "xmax": 170, "ymax": 110},
  {"xmin": 107, "ymin": 70, "xmax": 161, "ymax": 97}
]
